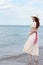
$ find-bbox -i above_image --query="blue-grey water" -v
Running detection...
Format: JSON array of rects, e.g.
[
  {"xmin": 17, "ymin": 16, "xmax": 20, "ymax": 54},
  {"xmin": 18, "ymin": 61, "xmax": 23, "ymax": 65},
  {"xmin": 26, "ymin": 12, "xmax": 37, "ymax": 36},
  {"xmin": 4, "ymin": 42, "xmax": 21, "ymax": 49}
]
[{"xmin": 0, "ymin": 25, "xmax": 43, "ymax": 59}]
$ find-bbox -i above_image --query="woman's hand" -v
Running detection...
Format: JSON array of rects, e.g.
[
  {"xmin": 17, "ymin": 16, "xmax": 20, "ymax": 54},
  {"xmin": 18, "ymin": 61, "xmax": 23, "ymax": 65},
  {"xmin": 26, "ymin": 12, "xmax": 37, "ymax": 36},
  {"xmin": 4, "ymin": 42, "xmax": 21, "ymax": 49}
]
[
  {"xmin": 28, "ymin": 27, "xmax": 37, "ymax": 36},
  {"xmin": 28, "ymin": 30, "xmax": 37, "ymax": 36}
]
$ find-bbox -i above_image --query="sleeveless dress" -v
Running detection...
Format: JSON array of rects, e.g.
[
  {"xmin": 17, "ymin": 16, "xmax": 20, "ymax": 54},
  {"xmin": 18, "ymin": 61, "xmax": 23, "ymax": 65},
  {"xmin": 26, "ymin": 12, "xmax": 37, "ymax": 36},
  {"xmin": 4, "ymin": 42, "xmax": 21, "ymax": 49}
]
[{"xmin": 23, "ymin": 22, "xmax": 39, "ymax": 56}]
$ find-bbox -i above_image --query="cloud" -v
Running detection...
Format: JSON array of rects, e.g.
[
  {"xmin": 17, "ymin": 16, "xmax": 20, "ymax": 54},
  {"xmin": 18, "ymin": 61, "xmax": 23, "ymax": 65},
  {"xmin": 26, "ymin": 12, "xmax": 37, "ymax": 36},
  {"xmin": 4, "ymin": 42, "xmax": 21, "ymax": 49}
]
[
  {"xmin": 0, "ymin": 0, "xmax": 12, "ymax": 9},
  {"xmin": 0, "ymin": 0, "xmax": 43, "ymax": 25},
  {"xmin": 0, "ymin": 0, "xmax": 11, "ymax": 4},
  {"xmin": 15, "ymin": 0, "xmax": 43, "ymax": 25}
]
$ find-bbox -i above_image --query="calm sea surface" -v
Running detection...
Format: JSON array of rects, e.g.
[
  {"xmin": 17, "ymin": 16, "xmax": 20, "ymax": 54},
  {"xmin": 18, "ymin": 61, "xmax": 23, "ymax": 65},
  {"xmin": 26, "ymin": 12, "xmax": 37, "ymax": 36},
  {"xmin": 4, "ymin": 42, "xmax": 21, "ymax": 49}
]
[{"xmin": 0, "ymin": 25, "xmax": 43, "ymax": 59}]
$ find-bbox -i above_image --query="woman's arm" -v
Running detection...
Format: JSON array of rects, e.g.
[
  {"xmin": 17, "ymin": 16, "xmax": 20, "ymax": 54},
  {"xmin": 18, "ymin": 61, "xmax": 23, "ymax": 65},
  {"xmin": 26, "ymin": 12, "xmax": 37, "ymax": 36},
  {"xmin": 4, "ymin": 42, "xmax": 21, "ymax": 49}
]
[
  {"xmin": 29, "ymin": 31, "xmax": 34, "ymax": 36},
  {"xmin": 28, "ymin": 28, "xmax": 37, "ymax": 36}
]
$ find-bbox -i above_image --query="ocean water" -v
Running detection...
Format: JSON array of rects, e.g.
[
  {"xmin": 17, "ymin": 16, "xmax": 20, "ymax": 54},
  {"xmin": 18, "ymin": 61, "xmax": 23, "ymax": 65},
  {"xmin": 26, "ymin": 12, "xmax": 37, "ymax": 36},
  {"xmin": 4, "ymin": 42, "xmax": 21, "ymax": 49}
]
[{"xmin": 0, "ymin": 25, "xmax": 43, "ymax": 59}]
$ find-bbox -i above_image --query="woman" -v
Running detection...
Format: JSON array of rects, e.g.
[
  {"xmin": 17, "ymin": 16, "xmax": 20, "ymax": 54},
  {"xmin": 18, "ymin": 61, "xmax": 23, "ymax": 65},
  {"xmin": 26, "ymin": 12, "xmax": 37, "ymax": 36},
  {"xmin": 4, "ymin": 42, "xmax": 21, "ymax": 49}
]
[{"xmin": 23, "ymin": 16, "xmax": 40, "ymax": 63}]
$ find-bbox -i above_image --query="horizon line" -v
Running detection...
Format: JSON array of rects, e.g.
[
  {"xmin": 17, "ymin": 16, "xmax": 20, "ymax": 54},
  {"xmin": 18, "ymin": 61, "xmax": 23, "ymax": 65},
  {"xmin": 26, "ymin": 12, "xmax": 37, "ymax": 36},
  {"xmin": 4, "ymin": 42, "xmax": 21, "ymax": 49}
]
[{"xmin": 0, "ymin": 25, "xmax": 43, "ymax": 26}]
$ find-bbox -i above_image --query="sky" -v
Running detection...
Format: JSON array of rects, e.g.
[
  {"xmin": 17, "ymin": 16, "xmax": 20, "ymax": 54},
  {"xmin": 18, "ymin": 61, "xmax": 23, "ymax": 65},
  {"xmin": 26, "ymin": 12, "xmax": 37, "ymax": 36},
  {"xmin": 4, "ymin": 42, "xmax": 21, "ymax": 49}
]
[{"xmin": 0, "ymin": 0, "xmax": 43, "ymax": 25}]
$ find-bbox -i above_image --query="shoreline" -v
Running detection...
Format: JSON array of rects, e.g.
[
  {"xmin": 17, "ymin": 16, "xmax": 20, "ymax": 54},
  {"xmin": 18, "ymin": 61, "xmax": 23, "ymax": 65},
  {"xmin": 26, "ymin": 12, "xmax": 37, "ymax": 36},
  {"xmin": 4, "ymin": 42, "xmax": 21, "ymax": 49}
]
[{"xmin": 0, "ymin": 46, "xmax": 43, "ymax": 65}]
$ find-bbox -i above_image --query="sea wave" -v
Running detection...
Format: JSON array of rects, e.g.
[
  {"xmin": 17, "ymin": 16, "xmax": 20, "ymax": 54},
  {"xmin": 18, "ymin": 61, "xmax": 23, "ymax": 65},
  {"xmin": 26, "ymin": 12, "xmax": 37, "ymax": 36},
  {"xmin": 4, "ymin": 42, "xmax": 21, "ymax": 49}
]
[
  {"xmin": 0, "ymin": 46, "xmax": 43, "ymax": 61},
  {"xmin": 0, "ymin": 52, "xmax": 24, "ymax": 61}
]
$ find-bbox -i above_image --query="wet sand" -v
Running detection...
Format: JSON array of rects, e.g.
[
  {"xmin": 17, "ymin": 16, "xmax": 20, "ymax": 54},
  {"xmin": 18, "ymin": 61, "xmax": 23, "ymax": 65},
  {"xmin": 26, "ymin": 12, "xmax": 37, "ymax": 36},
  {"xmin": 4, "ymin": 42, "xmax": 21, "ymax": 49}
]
[{"xmin": 0, "ymin": 47, "xmax": 43, "ymax": 65}]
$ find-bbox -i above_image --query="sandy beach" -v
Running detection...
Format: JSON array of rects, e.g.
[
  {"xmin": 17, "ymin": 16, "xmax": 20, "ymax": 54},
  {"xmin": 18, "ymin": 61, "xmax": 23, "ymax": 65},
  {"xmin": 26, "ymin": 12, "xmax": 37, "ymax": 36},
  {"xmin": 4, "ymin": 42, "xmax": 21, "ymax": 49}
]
[{"xmin": 0, "ymin": 46, "xmax": 43, "ymax": 65}]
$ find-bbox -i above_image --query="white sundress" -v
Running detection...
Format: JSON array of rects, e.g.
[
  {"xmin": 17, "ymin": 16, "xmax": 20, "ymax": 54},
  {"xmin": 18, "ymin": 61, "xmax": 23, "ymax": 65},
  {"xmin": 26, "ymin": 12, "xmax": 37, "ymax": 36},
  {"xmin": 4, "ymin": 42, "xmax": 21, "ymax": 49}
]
[{"xmin": 23, "ymin": 22, "xmax": 39, "ymax": 56}]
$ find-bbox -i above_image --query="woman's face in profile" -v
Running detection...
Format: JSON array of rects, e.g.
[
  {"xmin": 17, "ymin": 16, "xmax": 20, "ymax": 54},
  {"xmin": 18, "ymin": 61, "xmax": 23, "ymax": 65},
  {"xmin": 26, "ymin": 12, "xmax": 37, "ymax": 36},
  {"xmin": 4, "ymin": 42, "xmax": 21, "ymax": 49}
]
[{"xmin": 32, "ymin": 17, "xmax": 35, "ymax": 22}]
